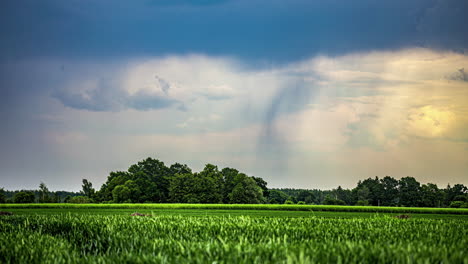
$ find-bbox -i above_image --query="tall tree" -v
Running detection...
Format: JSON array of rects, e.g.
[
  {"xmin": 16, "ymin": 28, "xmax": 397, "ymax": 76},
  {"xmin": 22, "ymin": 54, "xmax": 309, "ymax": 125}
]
[
  {"xmin": 420, "ymin": 183, "xmax": 444, "ymax": 207},
  {"xmin": 297, "ymin": 190, "xmax": 316, "ymax": 204},
  {"xmin": 444, "ymin": 184, "xmax": 467, "ymax": 205},
  {"xmin": 354, "ymin": 182, "xmax": 370, "ymax": 205},
  {"xmin": 334, "ymin": 186, "xmax": 353, "ymax": 205},
  {"xmin": 112, "ymin": 185, "xmax": 131, "ymax": 203},
  {"xmin": 221, "ymin": 168, "xmax": 239, "ymax": 203},
  {"xmin": 128, "ymin": 158, "xmax": 171, "ymax": 202},
  {"xmin": 228, "ymin": 175, "xmax": 264, "ymax": 204},
  {"xmin": 0, "ymin": 188, "xmax": 6, "ymax": 203},
  {"xmin": 398, "ymin": 176, "xmax": 421, "ymax": 207},
  {"xmin": 81, "ymin": 179, "xmax": 95, "ymax": 199},
  {"xmin": 14, "ymin": 191, "xmax": 35, "ymax": 203},
  {"xmin": 38, "ymin": 182, "xmax": 51, "ymax": 203},
  {"xmin": 169, "ymin": 173, "xmax": 198, "ymax": 203},
  {"xmin": 252, "ymin": 176, "xmax": 269, "ymax": 199},
  {"xmin": 196, "ymin": 164, "xmax": 224, "ymax": 203},
  {"xmin": 357, "ymin": 177, "xmax": 385, "ymax": 206},
  {"xmin": 96, "ymin": 171, "xmax": 131, "ymax": 202},
  {"xmin": 380, "ymin": 176, "xmax": 399, "ymax": 206},
  {"xmin": 169, "ymin": 163, "xmax": 192, "ymax": 175},
  {"xmin": 268, "ymin": 190, "xmax": 290, "ymax": 204}
]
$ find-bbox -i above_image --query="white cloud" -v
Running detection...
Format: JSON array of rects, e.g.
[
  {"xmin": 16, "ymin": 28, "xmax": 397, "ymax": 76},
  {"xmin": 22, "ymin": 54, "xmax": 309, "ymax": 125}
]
[{"xmin": 3, "ymin": 49, "xmax": 468, "ymax": 190}]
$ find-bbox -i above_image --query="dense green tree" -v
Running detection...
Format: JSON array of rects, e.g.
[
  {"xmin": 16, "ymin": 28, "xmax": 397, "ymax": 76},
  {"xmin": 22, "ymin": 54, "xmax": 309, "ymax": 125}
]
[
  {"xmin": 169, "ymin": 164, "xmax": 232, "ymax": 204},
  {"xmin": 128, "ymin": 158, "xmax": 171, "ymax": 202},
  {"xmin": 195, "ymin": 164, "xmax": 224, "ymax": 203},
  {"xmin": 449, "ymin": 201, "xmax": 465, "ymax": 208},
  {"xmin": 398, "ymin": 177, "xmax": 421, "ymax": 207},
  {"xmin": 228, "ymin": 175, "xmax": 264, "ymax": 204},
  {"xmin": 97, "ymin": 171, "xmax": 132, "ymax": 202},
  {"xmin": 221, "ymin": 168, "xmax": 239, "ymax": 203},
  {"xmin": 355, "ymin": 177, "xmax": 384, "ymax": 206},
  {"xmin": 333, "ymin": 186, "xmax": 354, "ymax": 205},
  {"xmin": 123, "ymin": 180, "xmax": 142, "ymax": 203},
  {"xmin": 252, "ymin": 176, "xmax": 269, "ymax": 199},
  {"xmin": 354, "ymin": 185, "xmax": 370, "ymax": 205},
  {"xmin": 169, "ymin": 173, "xmax": 197, "ymax": 203},
  {"xmin": 297, "ymin": 190, "xmax": 315, "ymax": 204},
  {"xmin": 90, "ymin": 156, "xmax": 468, "ymax": 207},
  {"xmin": 81, "ymin": 179, "xmax": 95, "ymax": 199},
  {"xmin": 38, "ymin": 182, "xmax": 52, "ymax": 203},
  {"xmin": 169, "ymin": 163, "xmax": 192, "ymax": 175},
  {"xmin": 0, "ymin": 188, "xmax": 5, "ymax": 203},
  {"xmin": 64, "ymin": 195, "xmax": 72, "ymax": 203},
  {"xmin": 420, "ymin": 183, "xmax": 444, "ymax": 207},
  {"xmin": 112, "ymin": 185, "xmax": 132, "ymax": 203},
  {"xmin": 14, "ymin": 191, "xmax": 35, "ymax": 203},
  {"xmin": 444, "ymin": 184, "xmax": 467, "ymax": 206},
  {"xmin": 51, "ymin": 192, "xmax": 61, "ymax": 203},
  {"xmin": 268, "ymin": 189, "xmax": 290, "ymax": 204},
  {"xmin": 52, "ymin": 191, "xmax": 82, "ymax": 202},
  {"xmin": 380, "ymin": 176, "xmax": 399, "ymax": 206},
  {"xmin": 323, "ymin": 195, "xmax": 346, "ymax": 205}
]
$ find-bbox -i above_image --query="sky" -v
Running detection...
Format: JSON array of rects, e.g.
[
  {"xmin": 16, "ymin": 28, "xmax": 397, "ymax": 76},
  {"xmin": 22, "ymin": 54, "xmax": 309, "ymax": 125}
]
[{"xmin": 1, "ymin": 0, "xmax": 468, "ymax": 191}]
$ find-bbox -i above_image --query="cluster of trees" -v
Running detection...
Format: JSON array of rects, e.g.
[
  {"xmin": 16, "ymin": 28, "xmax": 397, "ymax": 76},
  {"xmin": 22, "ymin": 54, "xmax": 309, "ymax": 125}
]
[
  {"xmin": 1, "ymin": 158, "xmax": 467, "ymax": 208},
  {"xmin": 0, "ymin": 184, "xmax": 81, "ymax": 204},
  {"xmin": 272, "ymin": 176, "xmax": 468, "ymax": 208},
  {"xmin": 82, "ymin": 158, "xmax": 268, "ymax": 204}
]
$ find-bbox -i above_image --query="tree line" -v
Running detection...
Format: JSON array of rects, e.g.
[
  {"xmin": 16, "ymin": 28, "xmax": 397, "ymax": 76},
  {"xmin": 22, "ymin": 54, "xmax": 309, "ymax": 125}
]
[
  {"xmin": 1, "ymin": 157, "xmax": 467, "ymax": 208},
  {"xmin": 272, "ymin": 176, "xmax": 468, "ymax": 208}
]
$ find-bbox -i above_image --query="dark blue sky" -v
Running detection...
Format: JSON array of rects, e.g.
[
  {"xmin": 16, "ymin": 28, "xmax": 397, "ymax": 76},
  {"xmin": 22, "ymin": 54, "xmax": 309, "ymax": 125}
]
[{"xmin": 1, "ymin": 0, "xmax": 467, "ymax": 63}]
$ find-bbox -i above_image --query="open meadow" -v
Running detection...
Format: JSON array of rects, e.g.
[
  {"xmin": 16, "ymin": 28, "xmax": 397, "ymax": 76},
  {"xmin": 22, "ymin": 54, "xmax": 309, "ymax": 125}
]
[{"xmin": 1, "ymin": 204, "xmax": 467, "ymax": 263}]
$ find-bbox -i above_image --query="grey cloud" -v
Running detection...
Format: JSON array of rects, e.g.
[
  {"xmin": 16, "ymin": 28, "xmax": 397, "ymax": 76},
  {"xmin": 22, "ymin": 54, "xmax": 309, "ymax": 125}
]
[
  {"xmin": 155, "ymin": 75, "xmax": 170, "ymax": 94},
  {"xmin": 126, "ymin": 91, "xmax": 177, "ymax": 111},
  {"xmin": 52, "ymin": 78, "xmax": 179, "ymax": 112},
  {"xmin": 51, "ymin": 79, "xmax": 122, "ymax": 112},
  {"xmin": 197, "ymin": 86, "xmax": 237, "ymax": 101},
  {"xmin": 446, "ymin": 68, "xmax": 468, "ymax": 82},
  {"xmin": 257, "ymin": 79, "xmax": 316, "ymax": 172},
  {"xmin": 198, "ymin": 93, "xmax": 234, "ymax": 101},
  {"xmin": 346, "ymin": 120, "xmax": 386, "ymax": 151}
]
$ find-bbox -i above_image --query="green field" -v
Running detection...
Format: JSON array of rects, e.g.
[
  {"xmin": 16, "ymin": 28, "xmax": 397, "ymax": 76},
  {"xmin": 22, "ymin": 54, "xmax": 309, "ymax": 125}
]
[
  {"xmin": 2, "ymin": 203, "xmax": 468, "ymax": 214},
  {"xmin": 1, "ymin": 204, "xmax": 467, "ymax": 263}
]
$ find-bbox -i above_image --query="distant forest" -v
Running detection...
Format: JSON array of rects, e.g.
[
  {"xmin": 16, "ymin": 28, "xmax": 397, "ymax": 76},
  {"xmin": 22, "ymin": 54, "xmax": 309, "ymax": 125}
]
[{"xmin": 1, "ymin": 157, "xmax": 467, "ymax": 208}]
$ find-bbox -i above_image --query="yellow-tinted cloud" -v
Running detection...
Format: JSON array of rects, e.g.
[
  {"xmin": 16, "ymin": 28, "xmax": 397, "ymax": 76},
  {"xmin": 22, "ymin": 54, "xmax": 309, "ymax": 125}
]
[{"xmin": 406, "ymin": 105, "xmax": 456, "ymax": 138}]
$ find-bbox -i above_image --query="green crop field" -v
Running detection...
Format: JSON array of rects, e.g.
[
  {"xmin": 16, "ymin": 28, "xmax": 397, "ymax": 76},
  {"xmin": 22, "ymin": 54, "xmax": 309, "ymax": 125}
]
[
  {"xmin": 1, "ymin": 205, "xmax": 467, "ymax": 263},
  {"xmin": 2, "ymin": 203, "xmax": 468, "ymax": 214}
]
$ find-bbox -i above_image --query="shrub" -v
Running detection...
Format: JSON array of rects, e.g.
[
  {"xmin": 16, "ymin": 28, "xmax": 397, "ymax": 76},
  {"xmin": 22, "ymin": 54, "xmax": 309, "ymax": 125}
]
[
  {"xmin": 324, "ymin": 197, "xmax": 346, "ymax": 205},
  {"xmin": 449, "ymin": 201, "xmax": 464, "ymax": 208},
  {"xmin": 14, "ymin": 192, "xmax": 35, "ymax": 203},
  {"xmin": 68, "ymin": 196, "xmax": 93, "ymax": 204},
  {"xmin": 356, "ymin": 200, "xmax": 370, "ymax": 206}
]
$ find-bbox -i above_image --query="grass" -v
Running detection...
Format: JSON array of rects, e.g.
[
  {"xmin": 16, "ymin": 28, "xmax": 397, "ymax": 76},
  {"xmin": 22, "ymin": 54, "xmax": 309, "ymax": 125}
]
[
  {"xmin": 2, "ymin": 203, "xmax": 468, "ymax": 214},
  {"xmin": 1, "ymin": 213, "xmax": 467, "ymax": 263},
  {"xmin": 2, "ymin": 204, "xmax": 467, "ymax": 263},
  {"xmin": 4, "ymin": 208, "xmax": 468, "ymax": 220}
]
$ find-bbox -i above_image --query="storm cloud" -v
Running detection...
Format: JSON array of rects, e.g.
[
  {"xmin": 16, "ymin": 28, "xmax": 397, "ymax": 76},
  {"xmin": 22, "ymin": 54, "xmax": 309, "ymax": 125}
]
[
  {"xmin": 52, "ymin": 76, "xmax": 179, "ymax": 112},
  {"xmin": 1, "ymin": 0, "xmax": 467, "ymax": 62},
  {"xmin": 1, "ymin": 1, "xmax": 468, "ymax": 191}
]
